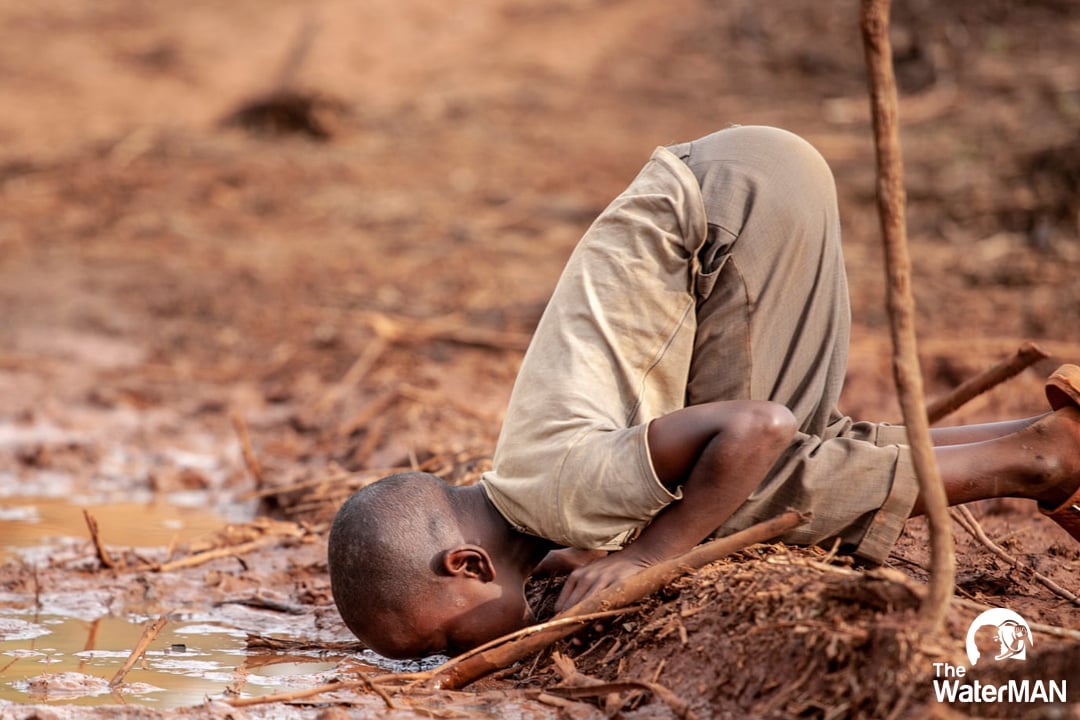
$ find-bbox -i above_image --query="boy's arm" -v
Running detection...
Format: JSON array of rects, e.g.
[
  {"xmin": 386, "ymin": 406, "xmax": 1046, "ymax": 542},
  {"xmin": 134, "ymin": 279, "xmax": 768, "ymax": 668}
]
[{"xmin": 554, "ymin": 400, "xmax": 796, "ymax": 612}]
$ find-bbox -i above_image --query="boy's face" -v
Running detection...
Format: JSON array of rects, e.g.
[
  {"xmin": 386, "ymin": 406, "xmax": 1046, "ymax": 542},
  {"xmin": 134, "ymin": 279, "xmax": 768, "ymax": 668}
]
[{"xmin": 369, "ymin": 577, "xmax": 534, "ymax": 659}]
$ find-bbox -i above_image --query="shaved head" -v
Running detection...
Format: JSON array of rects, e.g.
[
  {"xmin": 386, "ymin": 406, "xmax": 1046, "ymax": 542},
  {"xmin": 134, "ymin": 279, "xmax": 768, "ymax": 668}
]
[{"xmin": 328, "ymin": 472, "xmax": 460, "ymax": 655}]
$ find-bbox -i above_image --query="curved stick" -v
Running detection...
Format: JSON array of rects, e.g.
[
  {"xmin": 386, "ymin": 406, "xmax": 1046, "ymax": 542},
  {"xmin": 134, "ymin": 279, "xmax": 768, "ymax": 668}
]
[{"xmin": 860, "ymin": 0, "xmax": 955, "ymax": 633}]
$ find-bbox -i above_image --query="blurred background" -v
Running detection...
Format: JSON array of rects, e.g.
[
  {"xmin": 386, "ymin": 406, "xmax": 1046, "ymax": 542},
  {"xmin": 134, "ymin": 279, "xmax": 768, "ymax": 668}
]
[{"xmin": 1, "ymin": 0, "xmax": 1079, "ymax": 710}]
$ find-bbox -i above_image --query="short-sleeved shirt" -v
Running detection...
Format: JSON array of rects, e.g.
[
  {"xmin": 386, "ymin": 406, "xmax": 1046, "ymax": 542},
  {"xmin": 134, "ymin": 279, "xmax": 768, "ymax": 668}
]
[{"xmin": 480, "ymin": 147, "xmax": 708, "ymax": 550}]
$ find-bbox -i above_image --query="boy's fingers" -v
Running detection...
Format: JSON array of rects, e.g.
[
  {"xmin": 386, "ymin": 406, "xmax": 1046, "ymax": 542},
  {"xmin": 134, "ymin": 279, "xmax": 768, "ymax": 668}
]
[
  {"xmin": 554, "ymin": 576, "xmax": 579, "ymax": 613},
  {"xmin": 556, "ymin": 569, "xmax": 603, "ymax": 613},
  {"xmin": 557, "ymin": 572, "xmax": 607, "ymax": 613}
]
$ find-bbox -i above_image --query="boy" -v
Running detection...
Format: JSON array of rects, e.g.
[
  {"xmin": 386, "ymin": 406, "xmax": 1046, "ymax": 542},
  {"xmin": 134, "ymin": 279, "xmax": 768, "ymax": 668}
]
[{"xmin": 328, "ymin": 126, "xmax": 1080, "ymax": 660}]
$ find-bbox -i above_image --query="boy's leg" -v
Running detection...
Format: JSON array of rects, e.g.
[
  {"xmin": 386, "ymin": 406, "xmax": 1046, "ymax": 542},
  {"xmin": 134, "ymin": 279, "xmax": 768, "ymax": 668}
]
[
  {"xmin": 667, "ymin": 126, "xmax": 915, "ymax": 561},
  {"xmin": 669, "ymin": 128, "xmax": 1080, "ymax": 558},
  {"xmin": 667, "ymin": 125, "xmax": 851, "ymax": 436}
]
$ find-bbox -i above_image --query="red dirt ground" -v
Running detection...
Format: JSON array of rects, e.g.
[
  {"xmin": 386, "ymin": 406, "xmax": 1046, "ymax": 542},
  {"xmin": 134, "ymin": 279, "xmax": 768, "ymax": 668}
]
[{"xmin": 1, "ymin": 0, "xmax": 1079, "ymax": 717}]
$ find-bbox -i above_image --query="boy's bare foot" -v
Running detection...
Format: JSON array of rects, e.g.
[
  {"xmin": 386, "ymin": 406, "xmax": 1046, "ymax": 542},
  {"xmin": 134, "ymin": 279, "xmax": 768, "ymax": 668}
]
[
  {"xmin": 1046, "ymin": 363, "xmax": 1080, "ymax": 412},
  {"xmin": 1032, "ymin": 367, "xmax": 1080, "ymax": 539},
  {"xmin": 1024, "ymin": 407, "xmax": 1080, "ymax": 509}
]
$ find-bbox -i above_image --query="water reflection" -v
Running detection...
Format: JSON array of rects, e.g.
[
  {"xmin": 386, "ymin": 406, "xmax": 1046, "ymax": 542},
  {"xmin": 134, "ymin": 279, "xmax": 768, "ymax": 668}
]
[
  {"xmin": 0, "ymin": 496, "xmax": 229, "ymax": 563},
  {"xmin": 0, "ymin": 615, "xmax": 348, "ymax": 708}
]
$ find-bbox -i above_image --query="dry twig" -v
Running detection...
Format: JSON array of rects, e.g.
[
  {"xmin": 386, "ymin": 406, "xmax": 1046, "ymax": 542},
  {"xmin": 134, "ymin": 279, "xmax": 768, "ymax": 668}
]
[
  {"xmin": 950, "ymin": 506, "xmax": 1080, "ymax": 606},
  {"xmin": 230, "ymin": 411, "xmax": 266, "ymax": 489},
  {"xmin": 860, "ymin": 0, "xmax": 955, "ymax": 634},
  {"xmin": 83, "ymin": 510, "xmax": 118, "ymax": 570},
  {"xmin": 228, "ymin": 678, "xmax": 378, "ymax": 709},
  {"xmin": 359, "ymin": 309, "xmax": 533, "ymax": 353},
  {"xmin": 314, "ymin": 335, "xmax": 389, "ymax": 414},
  {"xmin": 109, "ymin": 614, "xmax": 168, "ymax": 687},
  {"xmin": 547, "ymin": 651, "xmax": 700, "ymax": 719},
  {"xmin": 339, "ymin": 387, "xmax": 400, "ymax": 437},
  {"xmin": 420, "ymin": 607, "xmax": 642, "ymax": 685},
  {"xmin": 547, "ymin": 680, "xmax": 700, "ymax": 719},
  {"xmin": 154, "ymin": 534, "xmax": 290, "ymax": 573},
  {"xmin": 926, "ymin": 342, "xmax": 1049, "ymax": 423},
  {"xmin": 245, "ymin": 634, "xmax": 366, "ymax": 653}
]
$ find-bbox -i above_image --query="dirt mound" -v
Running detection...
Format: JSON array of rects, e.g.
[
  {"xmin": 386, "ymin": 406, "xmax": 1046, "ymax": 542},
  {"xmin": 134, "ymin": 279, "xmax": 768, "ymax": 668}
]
[{"xmin": 523, "ymin": 546, "xmax": 1078, "ymax": 718}]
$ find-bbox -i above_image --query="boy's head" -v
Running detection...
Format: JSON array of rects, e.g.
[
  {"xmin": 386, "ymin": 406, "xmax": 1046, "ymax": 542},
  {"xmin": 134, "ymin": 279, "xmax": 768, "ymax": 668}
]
[{"xmin": 328, "ymin": 472, "xmax": 533, "ymax": 659}]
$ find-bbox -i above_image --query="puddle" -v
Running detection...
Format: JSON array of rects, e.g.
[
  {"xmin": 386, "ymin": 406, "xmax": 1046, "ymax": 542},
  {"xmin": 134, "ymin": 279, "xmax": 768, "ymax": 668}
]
[
  {"xmin": 0, "ymin": 614, "xmax": 349, "ymax": 708},
  {"xmin": 0, "ymin": 497, "xmax": 230, "ymax": 564}
]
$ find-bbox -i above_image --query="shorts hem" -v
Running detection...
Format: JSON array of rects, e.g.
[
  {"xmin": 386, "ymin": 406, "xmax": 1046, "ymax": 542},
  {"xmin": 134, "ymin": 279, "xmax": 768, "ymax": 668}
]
[{"xmin": 853, "ymin": 446, "xmax": 918, "ymax": 563}]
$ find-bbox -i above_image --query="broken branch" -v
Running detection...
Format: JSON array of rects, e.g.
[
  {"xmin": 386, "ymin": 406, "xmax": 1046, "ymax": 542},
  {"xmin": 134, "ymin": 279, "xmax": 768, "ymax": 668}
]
[
  {"xmin": 950, "ymin": 506, "xmax": 1080, "ymax": 606},
  {"xmin": 926, "ymin": 342, "xmax": 1049, "ymax": 423},
  {"xmin": 230, "ymin": 411, "xmax": 266, "ymax": 489},
  {"xmin": 83, "ymin": 510, "xmax": 118, "ymax": 570},
  {"xmin": 360, "ymin": 310, "xmax": 533, "ymax": 353},
  {"xmin": 314, "ymin": 335, "xmax": 389, "ymax": 414},
  {"xmin": 154, "ymin": 534, "xmax": 286, "ymax": 573},
  {"xmin": 547, "ymin": 680, "xmax": 700, "ymax": 720},
  {"xmin": 109, "ymin": 614, "xmax": 168, "ymax": 687},
  {"xmin": 860, "ymin": 0, "xmax": 955, "ymax": 634},
  {"xmin": 227, "ymin": 678, "xmax": 376, "ymax": 708}
]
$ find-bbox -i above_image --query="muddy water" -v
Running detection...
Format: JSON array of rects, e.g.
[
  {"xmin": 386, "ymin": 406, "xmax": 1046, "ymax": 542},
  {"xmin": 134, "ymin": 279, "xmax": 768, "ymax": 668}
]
[
  {"xmin": 0, "ymin": 498, "xmax": 369, "ymax": 708},
  {"xmin": 0, "ymin": 497, "xmax": 230, "ymax": 564},
  {"xmin": 0, "ymin": 615, "xmax": 343, "ymax": 708}
]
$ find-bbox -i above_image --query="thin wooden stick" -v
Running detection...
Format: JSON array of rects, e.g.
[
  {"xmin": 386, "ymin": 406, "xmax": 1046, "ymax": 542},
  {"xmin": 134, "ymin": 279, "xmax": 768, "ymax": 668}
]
[
  {"xmin": 109, "ymin": 615, "xmax": 168, "ymax": 687},
  {"xmin": 83, "ymin": 510, "xmax": 118, "ymax": 570},
  {"xmin": 434, "ymin": 511, "xmax": 807, "ymax": 690},
  {"xmin": 359, "ymin": 310, "xmax": 533, "ymax": 353},
  {"xmin": 314, "ymin": 336, "xmax": 389, "ymax": 413},
  {"xmin": 950, "ymin": 506, "xmax": 1080, "ymax": 606},
  {"xmin": 230, "ymin": 412, "xmax": 266, "ymax": 488},
  {"xmin": 238, "ymin": 466, "xmax": 407, "ymax": 501},
  {"xmin": 338, "ymin": 387, "xmax": 400, "ymax": 437},
  {"xmin": 228, "ymin": 678, "xmax": 373, "ymax": 708},
  {"xmin": 154, "ymin": 534, "xmax": 286, "ymax": 573},
  {"xmin": 927, "ymin": 342, "xmax": 1049, "ymax": 423},
  {"xmin": 547, "ymin": 680, "xmax": 700, "ymax": 720},
  {"xmin": 860, "ymin": 0, "xmax": 955, "ymax": 634},
  {"xmin": 414, "ymin": 607, "xmax": 642, "ymax": 682},
  {"xmin": 549, "ymin": 651, "xmax": 699, "ymax": 719}
]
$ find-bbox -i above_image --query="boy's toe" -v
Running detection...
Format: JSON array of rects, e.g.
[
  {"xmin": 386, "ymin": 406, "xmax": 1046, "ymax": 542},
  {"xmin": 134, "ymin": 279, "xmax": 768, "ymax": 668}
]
[{"xmin": 1041, "ymin": 489, "xmax": 1080, "ymax": 544}]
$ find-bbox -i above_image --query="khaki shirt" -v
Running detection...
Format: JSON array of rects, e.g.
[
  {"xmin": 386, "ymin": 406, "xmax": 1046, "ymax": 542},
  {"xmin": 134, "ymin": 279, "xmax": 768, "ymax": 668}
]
[{"xmin": 480, "ymin": 147, "xmax": 708, "ymax": 550}]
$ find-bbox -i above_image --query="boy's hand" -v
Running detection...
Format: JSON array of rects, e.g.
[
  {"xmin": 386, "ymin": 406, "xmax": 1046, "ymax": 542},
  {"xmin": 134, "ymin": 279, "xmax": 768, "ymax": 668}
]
[
  {"xmin": 533, "ymin": 547, "xmax": 609, "ymax": 576},
  {"xmin": 553, "ymin": 549, "xmax": 654, "ymax": 613}
]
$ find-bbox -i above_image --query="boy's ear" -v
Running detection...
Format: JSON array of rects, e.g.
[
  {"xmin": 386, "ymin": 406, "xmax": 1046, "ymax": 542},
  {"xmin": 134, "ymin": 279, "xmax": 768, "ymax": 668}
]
[{"xmin": 440, "ymin": 544, "xmax": 496, "ymax": 582}]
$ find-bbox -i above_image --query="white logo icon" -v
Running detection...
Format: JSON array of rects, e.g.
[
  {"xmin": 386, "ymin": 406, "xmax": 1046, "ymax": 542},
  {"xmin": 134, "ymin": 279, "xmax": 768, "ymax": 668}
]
[{"xmin": 965, "ymin": 608, "xmax": 1033, "ymax": 666}]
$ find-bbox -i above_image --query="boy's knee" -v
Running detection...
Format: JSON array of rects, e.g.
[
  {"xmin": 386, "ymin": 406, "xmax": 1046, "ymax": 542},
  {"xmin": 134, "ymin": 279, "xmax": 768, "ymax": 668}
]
[
  {"xmin": 721, "ymin": 401, "xmax": 798, "ymax": 446},
  {"xmin": 749, "ymin": 402, "xmax": 799, "ymax": 444}
]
